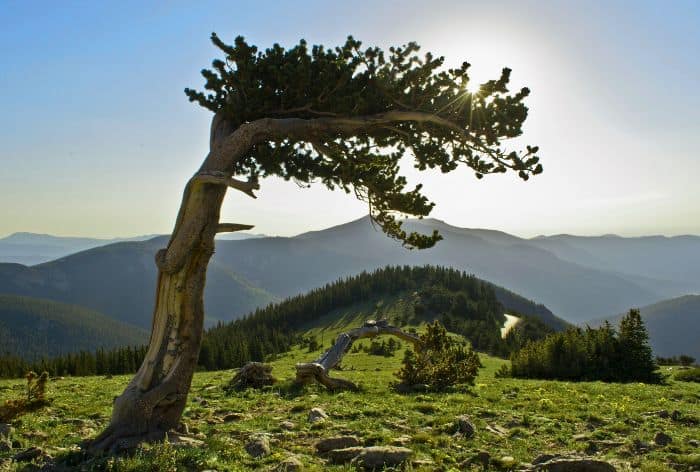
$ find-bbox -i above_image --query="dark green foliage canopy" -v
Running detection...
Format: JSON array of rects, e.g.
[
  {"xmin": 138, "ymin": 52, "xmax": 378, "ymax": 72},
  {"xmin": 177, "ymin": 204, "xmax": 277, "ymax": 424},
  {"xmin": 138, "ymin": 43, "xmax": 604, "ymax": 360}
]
[{"xmin": 186, "ymin": 34, "xmax": 541, "ymax": 248}]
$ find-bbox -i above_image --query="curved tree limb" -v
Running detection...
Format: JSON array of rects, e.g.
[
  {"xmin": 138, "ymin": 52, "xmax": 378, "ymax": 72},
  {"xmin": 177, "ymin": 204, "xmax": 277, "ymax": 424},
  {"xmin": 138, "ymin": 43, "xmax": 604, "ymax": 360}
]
[{"xmin": 295, "ymin": 319, "xmax": 422, "ymax": 391}]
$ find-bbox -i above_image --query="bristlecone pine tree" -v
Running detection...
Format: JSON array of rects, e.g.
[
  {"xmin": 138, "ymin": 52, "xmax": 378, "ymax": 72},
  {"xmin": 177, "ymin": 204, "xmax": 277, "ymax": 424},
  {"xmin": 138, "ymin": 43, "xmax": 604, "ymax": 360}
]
[{"xmin": 89, "ymin": 33, "xmax": 541, "ymax": 453}]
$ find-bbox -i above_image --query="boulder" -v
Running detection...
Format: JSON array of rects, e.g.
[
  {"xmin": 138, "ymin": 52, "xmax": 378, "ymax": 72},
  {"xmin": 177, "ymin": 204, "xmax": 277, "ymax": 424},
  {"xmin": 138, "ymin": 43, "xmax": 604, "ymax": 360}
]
[
  {"xmin": 279, "ymin": 420, "xmax": 296, "ymax": 430},
  {"xmin": 308, "ymin": 407, "xmax": 328, "ymax": 423},
  {"xmin": 327, "ymin": 447, "xmax": 365, "ymax": 464},
  {"xmin": 274, "ymin": 455, "xmax": 304, "ymax": 471},
  {"xmin": 245, "ymin": 435, "xmax": 271, "ymax": 458},
  {"xmin": 315, "ymin": 436, "xmax": 360, "ymax": 453},
  {"xmin": 654, "ymin": 431, "xmax": 672, "ymax": 446},
  {"xmin": 352, "ymin": 446, "xmax": 413, "ymax": 469},
  {"xmin": 454, "ymin": 415, "xmax": 475, "ymax": 438}
]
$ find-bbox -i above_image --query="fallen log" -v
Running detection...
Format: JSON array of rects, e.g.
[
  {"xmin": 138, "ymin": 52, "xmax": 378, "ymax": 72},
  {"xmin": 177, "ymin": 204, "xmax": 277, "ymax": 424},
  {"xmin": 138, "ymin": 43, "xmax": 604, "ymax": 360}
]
[{"xmin": 295, "ymin": 320, "xmax": 421, "ymax": 391}]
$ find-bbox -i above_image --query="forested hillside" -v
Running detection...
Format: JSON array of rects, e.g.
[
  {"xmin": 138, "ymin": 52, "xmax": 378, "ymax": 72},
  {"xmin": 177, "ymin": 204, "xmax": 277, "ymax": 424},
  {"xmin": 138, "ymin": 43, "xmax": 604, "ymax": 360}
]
[
  {"xmin": 0, "ymin": 238, "xmax": 277, "ymax": 329},
  {"xmin": 0, "ymin": 295, "xmax": 147, "ymax": 360},
  {"xmin": 0, "ymin": 266, "xmax": 563, "ymax": 378}
]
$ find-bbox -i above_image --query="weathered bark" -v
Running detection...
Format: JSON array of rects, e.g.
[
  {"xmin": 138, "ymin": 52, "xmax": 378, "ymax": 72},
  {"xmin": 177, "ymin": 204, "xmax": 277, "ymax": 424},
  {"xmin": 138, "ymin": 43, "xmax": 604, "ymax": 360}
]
[
  {"xmin": 295, "ymin": 320, "xmax": 422, "ymax": 391},
  {"xmin": 87, "ymin": 109, "xmax": 465, "ymax": 453},
  {"xmin": 88, "ymin": 114, "xmax": 250, "ymax": 454}
]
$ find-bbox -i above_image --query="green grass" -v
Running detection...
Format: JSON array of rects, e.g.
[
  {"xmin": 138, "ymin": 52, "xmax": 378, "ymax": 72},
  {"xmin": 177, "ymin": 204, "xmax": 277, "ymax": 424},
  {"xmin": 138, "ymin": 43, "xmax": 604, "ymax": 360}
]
[{"xmin": 1, "ymin": 339, "xmax": 699, "ymax": 471}]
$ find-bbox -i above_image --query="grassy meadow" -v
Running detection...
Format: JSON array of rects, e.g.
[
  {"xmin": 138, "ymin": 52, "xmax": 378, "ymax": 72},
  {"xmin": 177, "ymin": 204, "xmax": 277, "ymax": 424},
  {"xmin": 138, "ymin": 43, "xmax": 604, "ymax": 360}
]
[{"xmin": 1, "ymin": 332, "xmax": 699, "ymax": 471}]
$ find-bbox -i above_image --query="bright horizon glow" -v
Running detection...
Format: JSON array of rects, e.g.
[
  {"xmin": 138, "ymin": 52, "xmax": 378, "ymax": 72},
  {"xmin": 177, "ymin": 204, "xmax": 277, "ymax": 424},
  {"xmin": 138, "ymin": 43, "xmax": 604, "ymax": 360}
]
[{"xmin": 1, "ymin": 1, "xmax": 699, "ymax": 239}]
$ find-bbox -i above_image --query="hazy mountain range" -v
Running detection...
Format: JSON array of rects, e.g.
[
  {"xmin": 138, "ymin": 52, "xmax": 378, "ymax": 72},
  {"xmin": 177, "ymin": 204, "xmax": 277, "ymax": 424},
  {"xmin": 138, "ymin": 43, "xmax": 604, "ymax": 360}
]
[
  {"xmin": 0, "ymin": 216, "xmax": 698, "ymax": 357},
  {"xmin": 0, "ymin": 231, "xmax": 264, "ymax": 265},
  {"xmin": 589, "ymin": 295, "xmax": 700, "ymax": 359}
]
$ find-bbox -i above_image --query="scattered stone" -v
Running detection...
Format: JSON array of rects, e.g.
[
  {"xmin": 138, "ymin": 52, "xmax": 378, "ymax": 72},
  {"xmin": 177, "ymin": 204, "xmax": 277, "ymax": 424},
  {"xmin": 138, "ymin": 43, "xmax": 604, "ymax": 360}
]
[
  {"xmin": 226, "ymin": 362, "xmax": 277, "ymax": 391},
  {"xmin": 533, "ymin": 454, "xmax": 560, "ymax": 464},
  {"xmin": 654, "ymin": 431, "xmax": 672, "ymax": 446},
  {"xmin": 245, "ymin": 435, "xmax": 271, "ymax": 458},
  {"xmin": 460, "ymin": 450, "xmax": 491, "ymax": 468},
  {"xmin": 327, "ymin": 447, "xmax": 364, "ymax": 464},
  {"xmin": 531, "ymin": 458, "xmax": 616, "ymax": 471},
  {"xmin": 274, "ymin": 455, "xmax": 304, "ymax": 471},
  {"xmin": 496, "ymin": 456, "xmax": 516, "ymax": 468},
  {"xmin": 223, "ymin": 412, "xmax": 245, "ymax": 422},
  {"xmin": 280, "ymin": 421, "xmax": 296, "ymax": 430},
  {"xmin": 658, "ymin": 410, "xmax": 670, "ymax": 419},
  {"xmin": 689, "ymin": 439, "xmax": 699, "ymax": 447},
  {"xmin": 573, "ymin": 433, "xmax": 590, "ymax": 442},
  {"xmin": 391, "ymin": 435, "xmax": 412, "ymax": 446},
  {"xmin": 308, "ymin": 407, "xmax": 328, "ymax": 423},
  {"xmin": 315, "ymin": 436, "xmax": 360, "ymax": 453},
  {"xmin": 454, "ymin": 415, "xmax": 475, "ymax": 438},
  {"xmin": 351, "ymin": 446, "xmax": 413, "ymax": 469},
  {"xmin": 13, "ymin": 446, "xmax": 49, "ymax": 462},
  {"xmin": 168, "ymin": 434, "xmax": 204, "ymax": 448}
]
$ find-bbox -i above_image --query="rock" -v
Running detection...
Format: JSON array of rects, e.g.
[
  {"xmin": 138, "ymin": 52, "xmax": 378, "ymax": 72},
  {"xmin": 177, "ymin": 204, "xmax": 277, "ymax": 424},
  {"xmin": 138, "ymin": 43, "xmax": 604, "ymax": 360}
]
[
  {"xmin": 327, "ymin": 447, "xmax": 364, "ymax": 464},
  {"xmin": 315, "ymin": 436, "xmax": 360, "ymax": 453},
  {"xmin": 454, "ymin": 415, "xmax": 475, "ymax": 438},
  {"xmin": 351, "ymin": 446, "xmax": 413, "ymax": 469},
  {"xmin": 533, "ymin": 454, "xmax": 560, "ymax": 464},
  {"xmin": 13, "ymin": 446, "xmax": 49, "ymax": 462},
  {"xmin": 169, "ymin": 434, "xmax": 204, "ymax": 448},
  {"xmin": 654, "ymin": 431, "xmax": 672, "ymax": 446},
  {"xmin": 280, "ymin": 421, "xmax": 296, "ymax": 430},
  {"xmin": 671, "ymin": 410, "xmax": 682, "ymax": 421},
  {"xmin": 223, "ymin": 413, "xmax": 245, "ymax": 422},
  {"xmin": 391, "ymin": 435, "xmax": 412, "ymax": 446},
  {"xmin": 496, "ymin": 456, "xmax": 516, "ymax": 468},
  {"xmin": 531, "ymin": 458, "xmax": 617, "ymax": 471},
  {"xmin": 274, "ymin": 456, "xmax": 304, "ymax": 471},
  {"xmin": 245, "ymin": 435, "xmax": 271, "ymax": 458},
  {"xmin": 689, "ymin": 439, "xmax": 699, "ymax": 447},
  {"xmin": 227, "ymin": 362, "xmax": 277, "ymax": 391},
  {"xmin": 308, "ymin": 407, "xmax": 328, "ymax": 423},
  {"xmin": 657, "ymin": 410, "xmax": 670, "ymax": 419}
]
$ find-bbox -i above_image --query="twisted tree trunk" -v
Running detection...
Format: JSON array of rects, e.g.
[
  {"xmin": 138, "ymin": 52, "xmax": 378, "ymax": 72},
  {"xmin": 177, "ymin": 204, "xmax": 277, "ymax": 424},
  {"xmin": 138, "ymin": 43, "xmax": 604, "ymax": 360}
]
[
  {"xmin": 87, "ymin": 109, "xmax": 465, "ymax": 453},
  {"xmin": 88, "ymin": 115, "xmax": 254, "ymax": 453},
  {"xmin": 295, "ymin": 320, "xmax": 422, "ymax": 391}
]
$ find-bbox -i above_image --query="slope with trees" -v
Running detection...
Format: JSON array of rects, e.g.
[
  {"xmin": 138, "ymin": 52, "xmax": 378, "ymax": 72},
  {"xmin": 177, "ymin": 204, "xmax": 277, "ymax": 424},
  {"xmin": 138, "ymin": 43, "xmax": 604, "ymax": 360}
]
[{"xmin": 0, "ymin": 294, "xmax": 147, "ymax": 360}]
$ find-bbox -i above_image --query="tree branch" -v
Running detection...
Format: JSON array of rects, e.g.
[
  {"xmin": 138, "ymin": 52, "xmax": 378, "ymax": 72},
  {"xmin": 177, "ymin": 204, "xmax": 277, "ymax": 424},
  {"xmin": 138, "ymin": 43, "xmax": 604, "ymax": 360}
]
[
  {"xmin": 216, "ymin": 223, "xmax": 254, "ymax": 233},
  {"xmin": 193, "ymin": 171, "xmax": 259, "ymax": 199}
]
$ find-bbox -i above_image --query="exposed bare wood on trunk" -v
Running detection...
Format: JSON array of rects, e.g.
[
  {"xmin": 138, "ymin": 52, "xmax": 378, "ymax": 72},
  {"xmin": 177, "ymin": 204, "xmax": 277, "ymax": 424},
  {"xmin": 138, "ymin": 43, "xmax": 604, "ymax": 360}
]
[
  {"xmin": 89, "ymin": 110, "xmax": 470, "ymax": 453},
  {"xmin": 295, "ymin": 320, "xmax": 422, "ymax": 391}
]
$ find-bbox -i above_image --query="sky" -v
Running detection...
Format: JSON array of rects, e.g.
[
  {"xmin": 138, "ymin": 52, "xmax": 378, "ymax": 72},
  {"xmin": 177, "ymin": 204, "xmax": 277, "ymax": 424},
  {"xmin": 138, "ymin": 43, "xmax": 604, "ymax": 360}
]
[{"xmin": 1, "ymin": 0, "xmax": 699, "ymax": 239}]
